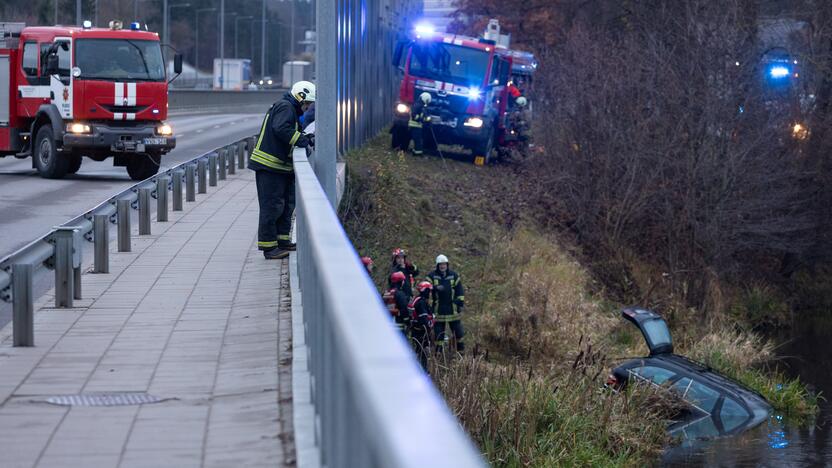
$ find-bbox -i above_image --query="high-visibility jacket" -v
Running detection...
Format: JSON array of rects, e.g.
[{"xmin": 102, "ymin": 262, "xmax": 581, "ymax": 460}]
[
  {"xmin": 427, "ymin": 269, "xmax": 464, "ymax": 321},
  {"xmin": 409, "ymin": 101, "xmax": 429, "ymax": 128},
  {"xmin": 249, "ymin": 93, "xmax": 310, "ymax": 173}
]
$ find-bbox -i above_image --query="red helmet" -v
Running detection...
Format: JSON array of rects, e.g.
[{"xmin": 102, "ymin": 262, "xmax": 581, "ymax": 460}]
[
  {"xmin": 391, "ymin": 248, "xmax": 407, "ymax": 260},
  {"xmin": 390, "ymin": 271, "xmax": 406, "ymax": 284},
  {"xmin": 416, "ymin": 281, "xmax": 433, "ymax": 293},
  {"xmin": 361, "ymin": 256, "xmax": 374, "ymax": 266}
]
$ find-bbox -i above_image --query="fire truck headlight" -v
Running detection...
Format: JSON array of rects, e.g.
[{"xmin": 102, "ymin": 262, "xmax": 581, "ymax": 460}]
[
  {"xmin": 396, "ymin": 103, "xmax": 410, "ymax": 114},
  {"xmin": 464, "ymin": 117, "xmax": 484, "ymax": 128},
  {"xmin": 67, "ymin": 122, "xmax": 91, "ymax": 134},
  {"xmin": 467, "ymin": 87, "xmax": 482, "ymax": 100},
  {"xmin": 156, "ymin": 123, "xmax": 174, "ymax": 136}
]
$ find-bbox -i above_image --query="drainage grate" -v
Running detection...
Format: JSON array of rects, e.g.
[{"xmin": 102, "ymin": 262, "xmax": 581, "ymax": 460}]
[{"xmin": 44, "ymin": 392, "xmax": 165, "ymax": 407}]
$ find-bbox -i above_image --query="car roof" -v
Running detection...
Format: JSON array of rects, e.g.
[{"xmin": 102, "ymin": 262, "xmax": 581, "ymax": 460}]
[{"xmin": 615, "ymin": 355, "xmax": 771, "ymax": 411}]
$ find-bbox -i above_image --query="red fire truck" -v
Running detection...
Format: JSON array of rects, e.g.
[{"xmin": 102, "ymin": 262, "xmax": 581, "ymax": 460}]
[
  {"xmin": 0, "ymin": 21, "xmax": 181, "ymax": 180},
  {"xmin": 391, "ymin": 19, "xmax": 536, "ymax": 164}
]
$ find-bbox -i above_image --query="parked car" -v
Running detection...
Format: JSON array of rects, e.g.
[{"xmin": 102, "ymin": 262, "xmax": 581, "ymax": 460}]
[{"xmin": 608, "ymin": 308, "xmax": 772, "ymax": 440}]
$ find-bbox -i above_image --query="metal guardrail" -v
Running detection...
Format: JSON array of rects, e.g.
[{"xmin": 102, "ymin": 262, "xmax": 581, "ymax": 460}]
[
  {"xmin": 0, "ymin": 136, "xmax": 255, "ymax": 345},
  {"xmin": 293, "ymin": 148, "xmax": 486, "ymax": 468}
]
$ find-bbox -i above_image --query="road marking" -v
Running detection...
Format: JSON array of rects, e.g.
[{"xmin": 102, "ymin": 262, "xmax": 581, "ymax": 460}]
[
  {"xmin": 178, "ymin": 133, "xmax": 186, "ymax": 138},
  {"xmin": 196, "ymin": 129, "xmax": 204, "ymax": 133}
]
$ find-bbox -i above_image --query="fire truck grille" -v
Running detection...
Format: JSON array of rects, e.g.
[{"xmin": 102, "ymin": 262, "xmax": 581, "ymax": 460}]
[{"xmin": 101, "ymin": 104, "xmax": 149, "ymax": 114}]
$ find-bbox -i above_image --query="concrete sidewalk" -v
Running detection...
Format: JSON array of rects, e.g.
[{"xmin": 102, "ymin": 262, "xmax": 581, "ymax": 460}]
[{"xmin": 0, "ymin": 170, "xmax": 293, "ymax": 468}]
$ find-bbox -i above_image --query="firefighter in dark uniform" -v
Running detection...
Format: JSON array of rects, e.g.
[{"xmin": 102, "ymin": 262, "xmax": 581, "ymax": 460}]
[
  {"xmin": 389, "ymin": 248, "xmax": 419, "ymax": 297},
  {"xmin": 384, "ymin": 271, "xmax": 411, "ymax": 335},
  {"xmin": 428, "ymin": 254, "xmax": 466, "ymax": 352},
  {"xmin": 409, "ymin": 92, "xmax": 432, "ymax": 155},
  {"xmin": 408, "ymin": 281, "xmax": 435, "ymax": 369},
  {"xmin": 249, "ymin": 81, "xmax": 316, "ymax": 259}
]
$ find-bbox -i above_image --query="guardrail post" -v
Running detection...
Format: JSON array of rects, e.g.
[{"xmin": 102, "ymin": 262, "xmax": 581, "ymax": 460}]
[
  {"xmin": 93, "ymin": 214, "xmax": 109, "ymax": 273},
  {"xmin": 186, "ymin": 165, "xmax": 196, "ymax": 201},
  {"xmin": 138, "ymin": 188, "xmax": 152, "ymax": 235},
  {"xmin": 238, "ymin": 140, "xmax": 247, "ymax": 170},
  {"xmin": 208, "ymin": 153, "xmax": 218, "ymax": 187},
  {"xmin": 54, "ymin": 227, "xmax": 76, "ymax": 308},
  {"xmin": 117, "ymin": 199, "xmax": 131, "ymax": 252},
  {"xmin": 227, "ymin": 144, "xmax": 237, "ymax": 175},
  {"xmin": 198, "ymin": 159, "xmax": 208, "ymax": 194},
  {"xmin": 172, "ymin": 171, "xmax": 184, "ymax": 211},
  {"xmin": 156, "ymin": 176, "xmax": 169, "ymax": 222},
  {"xmin": 12, "ymin": 263, "xmax": 34, "ymax": 347}
]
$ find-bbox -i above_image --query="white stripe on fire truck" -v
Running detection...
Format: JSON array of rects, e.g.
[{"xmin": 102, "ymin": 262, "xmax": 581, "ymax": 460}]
[
  {"xmin": 115, "ymin": 82, "xmax": 124, "ymax": 105},
  {"xmin": 127, "ymin": 83, "xmax": 136, "ymax": 106},
  {"xmin": 125, "ymin": 113, "xmax": 135, "ymax": 120},
  {"xmin": 113, "ymin": 112, "xmax": 124, "ymax": 120}
]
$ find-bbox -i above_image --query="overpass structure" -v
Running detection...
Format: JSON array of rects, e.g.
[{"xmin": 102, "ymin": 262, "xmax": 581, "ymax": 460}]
[{"xmin": 0, "ymin": 0, "xmax": 487, "ymax": 466}]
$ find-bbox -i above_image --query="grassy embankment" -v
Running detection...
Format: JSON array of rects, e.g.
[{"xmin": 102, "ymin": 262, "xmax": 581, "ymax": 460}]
[{"xmin": 338, "ymin": 135, "xmax": 817, "ymax": 466}]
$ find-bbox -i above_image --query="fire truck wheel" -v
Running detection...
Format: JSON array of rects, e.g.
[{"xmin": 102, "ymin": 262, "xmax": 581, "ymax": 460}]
[
  {"xmin": 472, "ymin": 129, "xmax": 495, "ymax": 165},
  {"xmin": 34, "ymin": 126, "xmax": 70, "ymax": 179},
  {"xmin": 67, "ymin": 155, "xmax": 83, "ymax": 174},
  {"xmin": 126, "ymin": 152, "xmax": 161, "ymax": 181}
]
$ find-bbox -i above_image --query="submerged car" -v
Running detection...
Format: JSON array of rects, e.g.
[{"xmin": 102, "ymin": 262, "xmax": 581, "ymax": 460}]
[{"xmin": 608, "ymin": 308, "xmax": 772, "ymax": 440}]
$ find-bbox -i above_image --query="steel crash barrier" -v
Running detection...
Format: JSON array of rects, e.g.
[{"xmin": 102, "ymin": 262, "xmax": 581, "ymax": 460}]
[
  {"xmin": 292, "ymin": 148, "xmax": 486, "ymax": 468},
  {"xmin": 0, "ymin": 137, "xmax": 255, "ymax": 346}
]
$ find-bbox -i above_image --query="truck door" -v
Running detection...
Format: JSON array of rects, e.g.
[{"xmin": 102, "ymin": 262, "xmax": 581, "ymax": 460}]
[
  {"xmin": 41, "ymin": 38, "xmax": 72, "ymax": 119},
  {"xmin": 17, "ymin": 40, "xmax": 48, "ymax": 118}
]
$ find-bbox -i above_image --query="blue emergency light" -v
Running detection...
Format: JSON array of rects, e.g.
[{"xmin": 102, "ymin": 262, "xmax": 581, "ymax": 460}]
[
  {"xmin": 130, "ymin": 22, "xmax": 141, "ymax": 31},
  {"xmin": 468, "ymin": 87, "xmax": 482, "ymax": 100},
  {"xmin": 769, "ymin": 65, "xmax": 790, "ymax": 79}
]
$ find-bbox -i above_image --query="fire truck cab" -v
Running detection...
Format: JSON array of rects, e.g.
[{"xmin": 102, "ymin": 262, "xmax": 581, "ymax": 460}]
[
  {"xmin": 1, "ymin": 21, "xmax": 179, "ymax": 180},
  {"xmin": 391, "ymin": 20, "xmax": 536, "ymax": 164}
]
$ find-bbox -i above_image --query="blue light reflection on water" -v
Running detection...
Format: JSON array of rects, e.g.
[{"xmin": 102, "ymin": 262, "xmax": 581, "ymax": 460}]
[{"xmin": 767, "ymin": 415, "xmax": 790, "ymax": 450}]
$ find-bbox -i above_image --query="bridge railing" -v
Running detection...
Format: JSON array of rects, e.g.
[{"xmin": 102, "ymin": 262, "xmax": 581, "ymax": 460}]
[{"xmin": 292, "ymin": 147, "xmax": 486, "ymax": 468}]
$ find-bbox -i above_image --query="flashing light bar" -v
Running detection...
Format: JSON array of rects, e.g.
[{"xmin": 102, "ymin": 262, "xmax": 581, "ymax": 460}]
[{"xmin": 769, "ymin": 66, "xmax": 790, "ymax": 79}]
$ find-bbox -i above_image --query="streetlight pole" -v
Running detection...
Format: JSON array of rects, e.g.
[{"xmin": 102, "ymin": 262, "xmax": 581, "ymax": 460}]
[
  {"xmin": 219, "ymin": 0, "xmax": 225, "ymax": 89},
  {"xmin": 76, "ymin": 0, "xmax": 82, "ymax": 25},
  {"xmin": 261, "ymin": 0, "xmax": 267, "ymax": 77},
  {"xmin": 195, "ymin": 7, "xmax": 217, "ymax": 72},
  {"xmin": 235, "ymin": 16, "xmax": 253, "ymax": 58},
  {"xmin": 164, "ymin": 2, "xmax": 191, "ymax": 46}
]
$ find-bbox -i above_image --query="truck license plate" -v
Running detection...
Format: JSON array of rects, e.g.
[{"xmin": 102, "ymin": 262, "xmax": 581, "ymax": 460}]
[{"xmin": 143, "ymin": 137, "xmax": 167, "ymax": 145}]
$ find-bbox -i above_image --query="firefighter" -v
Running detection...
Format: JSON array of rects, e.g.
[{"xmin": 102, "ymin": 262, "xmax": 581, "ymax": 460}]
[
  {"xmin": 428, "ymin": 254, "xmax": 466, "ymax": 353},
  {"xmin": 249, "ymin": 81, "xmax": 316, "ymax": 259},
  {"xmin": 389, "ymin": 248, "xmax": 419, "ymax": 297},
  {"xmin": 409, "ymin": 92, "xmax": 432, "ymax": 155},
  {"xmin": 508, "ymin": 96, "xmax": 531, "ymax": 144},
  {"xmin": 361, "ymin": 256, "xmax": 374, "ymax": 275},
  {"xmin": 383, "ymin": 271, "xmax": 411, "ymax": 335},
  {"xmin": 408, "ymin": 281, "xmax": 435, "ymax": 369}
]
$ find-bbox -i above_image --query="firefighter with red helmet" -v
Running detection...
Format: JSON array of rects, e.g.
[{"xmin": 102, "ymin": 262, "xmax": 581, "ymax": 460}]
[
  {"xmin": 389, "ymin": 248, "xmax": 419, "ymax": 297},
  {"xmin": 428, "ymin": 254, "xmax": 466, "ymax": 353},
  {"xmin": 408, "ymin": 281, "xmax": 435, "ymax": 369},
  {"xmin": 361, "ymin": 256, "xmax": 374, "ymax": 275},
  {"xmin": 383, "ymin": 271, "xmax": 411, "ymax": 334}
]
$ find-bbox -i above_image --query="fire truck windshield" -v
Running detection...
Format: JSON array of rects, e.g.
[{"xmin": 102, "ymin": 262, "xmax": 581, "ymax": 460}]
[
  {"xmin": 409, "ymin": 42, "xmax": 489, "ymax": 86},
  {"xmin": 75, "ymin": 39, "xmax": 165, "ymax": 81}
]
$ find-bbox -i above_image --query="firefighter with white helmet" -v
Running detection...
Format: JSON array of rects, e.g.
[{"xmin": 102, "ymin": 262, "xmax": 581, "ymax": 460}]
[
  {"xmin": 427, "ymin": 254, "xmax": 466, "ymax": 352},
  {"xmin": 249, "ymin": 80, "xmax": 316, "ymax": 259},
  {"xmin": 408, "ymin": 92, "xmax": 433, "ymax": 155}
]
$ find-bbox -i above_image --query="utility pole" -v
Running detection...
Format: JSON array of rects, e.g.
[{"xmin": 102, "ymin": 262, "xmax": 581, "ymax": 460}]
[
  {"xmin": 261, "ymin": 0, "xmax": 267, "ymax": 78},
  {"xmin": 219, "ymin": 0, "xmax": 225, "ymax": 89},
  {"xmin": 76, "ymin": 0, "xmax": 82, "ymax": 26},
  {"xmin": 316, "ymin": 0, "xmax": 335, "ymax": 205},
  {"xmin": 163, "ymin": 0, "xmax": 169, "ymax": 44},
  {"xmin": 54, "ymin": 0, "xmax": 58, "ymax": 24},
  {"xmin": 290, "ymin": 0, "xmax": 296, "ymax": 58}
]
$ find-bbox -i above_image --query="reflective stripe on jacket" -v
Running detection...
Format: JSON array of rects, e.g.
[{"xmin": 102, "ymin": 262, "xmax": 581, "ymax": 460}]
[{"xmin": 249, "ymin": 93, "xmax": 308, "ymax": 173}]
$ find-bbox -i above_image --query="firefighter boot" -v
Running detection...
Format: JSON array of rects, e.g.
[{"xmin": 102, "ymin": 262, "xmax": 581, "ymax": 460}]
[
  {"xmin": 278, "ymin": 241, "xmax": 297, "ymax": 251},
  {"xmin": 263, "ymin": 248, "xmax": 290, "ymax": 260}
]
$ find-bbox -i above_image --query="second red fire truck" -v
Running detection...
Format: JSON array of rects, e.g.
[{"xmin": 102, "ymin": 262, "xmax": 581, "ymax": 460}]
[{"xmin": 1, "ymin": 21, "xmax": 180, "ymax": 180}]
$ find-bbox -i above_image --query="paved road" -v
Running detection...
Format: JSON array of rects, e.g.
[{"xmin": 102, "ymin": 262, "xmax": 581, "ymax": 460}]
[{"xmin": 0, "ymin": 113, "xmax": 263, "ymax": 256}]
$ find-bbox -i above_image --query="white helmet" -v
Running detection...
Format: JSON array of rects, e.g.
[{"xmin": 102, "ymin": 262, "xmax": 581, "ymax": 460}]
[
  {"xmin": 291, "ymin": 81, "xmax": 316, "ymax": 103},
  {"xmin": 420, "ymin": 92, "xmax": 432, "ymax": 104},
  {"xmin": 516, "ymin": 96, "xmax": 528, "ymax": 107},
  {"xmin": 435, "ymin": 254, "xmax": 449, "ymax": 265}
]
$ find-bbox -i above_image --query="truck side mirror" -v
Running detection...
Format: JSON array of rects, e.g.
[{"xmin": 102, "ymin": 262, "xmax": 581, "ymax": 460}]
[
  {"xmin": 45, "ymin": 54, "xmax": 59, "ymax": 76},
  {"xmin": 174, "ymin": 54, "xmax": 183, "ymax": 74}
]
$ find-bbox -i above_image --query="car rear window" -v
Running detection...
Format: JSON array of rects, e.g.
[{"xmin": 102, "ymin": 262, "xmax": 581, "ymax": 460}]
[
  {"xmin": 632, "ymin": 366, "xmax": 675, "ymax": 385},
  {"xmin": 685, "ymin": 380, "xmax": 721, "ymax": 413}
]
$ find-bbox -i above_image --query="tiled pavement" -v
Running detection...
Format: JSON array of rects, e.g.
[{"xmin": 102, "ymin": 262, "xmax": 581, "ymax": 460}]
[{"xmin": 0, "ymin": 170, "xmax": 293, "ymax": 468}]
